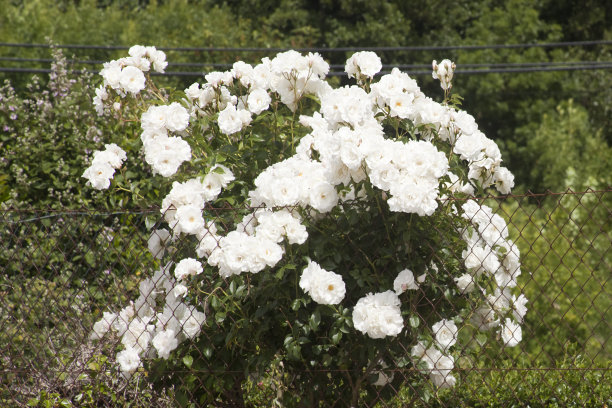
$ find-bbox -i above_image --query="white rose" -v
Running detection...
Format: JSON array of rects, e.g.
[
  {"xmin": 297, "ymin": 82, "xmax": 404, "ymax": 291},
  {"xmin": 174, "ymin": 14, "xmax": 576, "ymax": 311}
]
[
  {"xmin": 299, "ymin": 261, "xmax": 346, "ymax": 305},
  {"xmin": 148, "ymin": 229, "xmax": 171, "ymax": 259},
  {"xmin": 116, "ymin": 346, "xmax": 141, "ymax": 376},
  {"xmin": 82, "ymin": 161, "xmax": 114, "ymax": 190},
  {"xmin": 247, "ymin": 88, "xmax": 271, "ymax": 114},
  {"xmin": 165, "ymin": 102, "xmax": 190, "ymax": 132},
  {"xmin": 345, "ymin": 51, "xmax": 382, "ymax": 79},
  {"xmin": 152, "ymin": 329, "xmax": 179, "ymax": 360},
  {"xmin": 218, "ymin": 104, "xmax": 244, "ymax": 135},
  {"xmin": 454, "ymin": 273, "xmax": 475, "ymax": 293},
  {"xmin": 181, "ymin": 308, "xmax": 206, "ymax": 339},
  {"xmin": 308, "ymin": 182, "xmax": 338, "ymax": 213},
  {"xmin": 119, "ymin": 66, "xmax": 146, "ymax": 94},
  {"xmin": 176, "ymin": 205, "xmax": 205, "ymax": 235},
  {"xmin": 432, "ymin": 319, "xmax": 458, "ymax": 350},
  {"xmin": 393, "ymin": 269, "xmax": 419, "ymax": 294},
  {"xmin": 352, "ymin": 291, "xmax": 403, "ymax": 339},
  {"xmin": 101, "ymin": 61, "xmax": 122, "ymax": 89},
  {"xmin": 501, "ymin": 318, "xmax": 522, "ymax": 347},
  {"xmin": 174, "ymin": 258, "xmax": 203, "ymax": 280}
]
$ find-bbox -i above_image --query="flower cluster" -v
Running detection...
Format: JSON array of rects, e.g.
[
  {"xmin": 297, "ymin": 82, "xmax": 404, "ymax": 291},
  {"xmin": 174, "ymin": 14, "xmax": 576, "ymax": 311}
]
[
  {"xmin": 94, "ymin": 45, "xmax": 167, "ymax": 115},
  {"xmin": 82, "ymin": 143, "xmax": 126, "ymax": 189},
  {"xmin": 460, "ymin": 200, "xmax": 527, "ymax": 346},
  {"xmin": 207, "ymin": 208, "xmax": 308, "ymax": 278},
  {"xmin": 90, "ymin": 262, "xmax": 206, "ymax": 377},
  {"xmin": 454, "ymin": 131, "xmax": 515, "ymax": 194},
  {"xmin": 432, "ymin": 59, "xmax": 455, "ymax": 91},
  {"xmin": 250, "ymin": 156, "xmax": 338, "ymax": 211},
  {"xmin": 140, "ymin": 102, "xmax": 191, "ymax": 177},
  {"xmin": 160, "ymin": 164, "xmax": 234, "ymax": 236},
  {"xmin": 184, "ymin": 50, "xmax": 330, "ymax": 131}
]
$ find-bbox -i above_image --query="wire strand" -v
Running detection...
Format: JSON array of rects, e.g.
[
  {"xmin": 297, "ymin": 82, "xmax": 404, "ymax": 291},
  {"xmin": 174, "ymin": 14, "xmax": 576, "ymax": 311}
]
[
  {"xmin": 2, "ymin": 56, "xmax": 611, "ymax": 70},
  {"xmin": 4, "ymin": 64, "xmax": 611, "ymax": 77},
  {"xmin": 1, "ymin": 40, "xmax": 611, "ymax": 53}
]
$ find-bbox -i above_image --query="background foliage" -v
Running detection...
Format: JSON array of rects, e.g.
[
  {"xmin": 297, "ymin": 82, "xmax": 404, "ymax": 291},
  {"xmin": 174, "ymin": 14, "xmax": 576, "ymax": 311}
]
[{"xmin": 1, "ymin": 0, "xmax": 610, "ymax": 191}]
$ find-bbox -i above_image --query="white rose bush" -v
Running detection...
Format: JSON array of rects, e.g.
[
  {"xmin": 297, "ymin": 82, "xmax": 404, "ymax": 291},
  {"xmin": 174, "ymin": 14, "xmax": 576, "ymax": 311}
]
[{"xmin": 84, "ymin": 46, "xmax": 527, "ymax": 405}]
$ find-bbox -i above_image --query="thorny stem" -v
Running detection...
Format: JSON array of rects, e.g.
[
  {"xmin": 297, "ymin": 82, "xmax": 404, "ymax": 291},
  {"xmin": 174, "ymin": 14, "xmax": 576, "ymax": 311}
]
[
  {"xmin": 351, "ymin": 350, "xmax": 385, "ymax": 406},
  {"xmin": 343, "ymin": 232, "xmax": 378, "ymax": 275},
  {"xmin": 374, "ymin": 193, "xmax": 393, "ymax": 245},
  {"xmin": 405, "ymin": 213, "xmax": 414, "ymax": 255},
  {"xmin": 146, "ymin": 75, "xmax": 167, "ymax": 102},
  {"xmin": 290, "ymin": 108, "xmax": 298, "ymax": 153},
  {"xmin": 115, "ymin": 183, "xmax": 145, "ymax": 202},
  {"xmin": 200, "ymin": 286, "xmax": 248, "ymax": 321},
  {"xmin": 272, "ymin": 101, "xmax": 279, "ymax": 146}
]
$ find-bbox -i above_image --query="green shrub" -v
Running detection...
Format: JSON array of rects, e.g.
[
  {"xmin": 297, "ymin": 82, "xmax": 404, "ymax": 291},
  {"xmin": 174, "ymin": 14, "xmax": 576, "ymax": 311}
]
[
  {"xmin": 0, "ymin": 46, "xmax": 165, "ymax": 209},
  {"xmin": 431, "ymin": 350, "xmax": 612, "ymax": 407},
  {"xmin": 0, "ymin": 209, "xmax": 165, "ymax": 405}
]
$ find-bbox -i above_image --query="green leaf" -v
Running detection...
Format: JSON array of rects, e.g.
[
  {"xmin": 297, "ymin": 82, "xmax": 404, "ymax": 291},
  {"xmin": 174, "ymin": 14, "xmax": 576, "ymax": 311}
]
[
  {"xmin": 215, "ymin": 311, "xmax": 226, "ymax": 323},
  {"xmin": 409, "ymin": 315, "xmax": 420, "ymax": 328},
  {"xmin": 309, "ymin": 310, "xmax": 321, "ymax": 331},
  {"xmin": 476, "ymin": 333, "xmax": 488, "ymax": 347},
  {"xmin": 284, "ymin": 336, "xmax": 294, "ymax": 347},
  {"xmin": 84, "ymin": 252, "xmax": 96, "ymax": 267},
  {"xmin": 183, "ymin": 355, "xmax": 193, "ymax": 368},
  {"xmin": 144, "ymin": 217, "xmax": 156, "ymax": 230},
  {"xmin": 291, "ymin": 298, "xmax": 304, "ymax": 311},
  {"xmin": 210, "ymin": 296, "xmax": 219, "ymax": 308}
]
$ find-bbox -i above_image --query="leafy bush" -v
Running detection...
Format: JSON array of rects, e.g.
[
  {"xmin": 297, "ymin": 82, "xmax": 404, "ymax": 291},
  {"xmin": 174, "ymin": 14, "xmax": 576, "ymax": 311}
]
[
  {"xmin": 431, "ymin": 350, "xmax": 612, "ymax": 407},
  {"xmin": 0, "ymin": 48, "xmax": 178, "ymax": 405},
  {"xmin": 0, "ymin": 46, "xmax": 165, "ymax": 209},
  {"xmin": 0, "ymin": 47, "xmax": 101, "ymax": 208},
  {"xmin": 82, "ymin": 46, "xmax": 530, "ymax": 407}
]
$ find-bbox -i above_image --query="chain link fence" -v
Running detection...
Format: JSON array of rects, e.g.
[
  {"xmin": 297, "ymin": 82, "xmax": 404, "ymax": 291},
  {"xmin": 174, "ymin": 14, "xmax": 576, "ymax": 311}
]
[{"xmin": 1, "ymin": 189, "xmax": 611, "ymax": 407}]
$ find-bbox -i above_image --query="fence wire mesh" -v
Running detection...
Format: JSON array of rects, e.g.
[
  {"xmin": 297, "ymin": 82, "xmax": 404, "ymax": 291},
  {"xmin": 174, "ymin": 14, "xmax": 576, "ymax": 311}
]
[{"xmin": 1, "ymin": 189, "xmax": 611, "ymax": 407}]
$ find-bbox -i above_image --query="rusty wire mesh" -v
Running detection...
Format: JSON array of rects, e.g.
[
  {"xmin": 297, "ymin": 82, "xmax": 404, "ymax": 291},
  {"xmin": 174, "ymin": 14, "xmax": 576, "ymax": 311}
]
[{"xmin": 1, "ymin": 189, "xmax": 611, "ymax": 407}]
